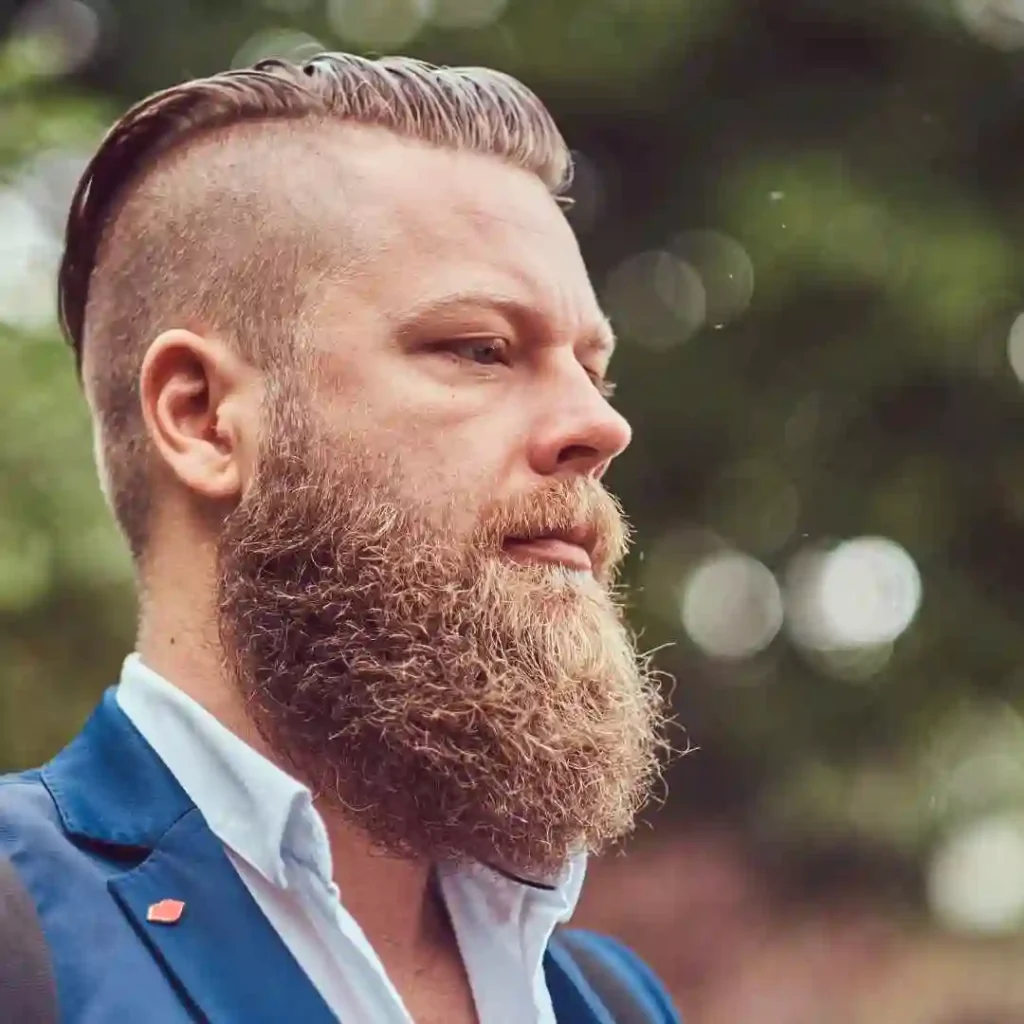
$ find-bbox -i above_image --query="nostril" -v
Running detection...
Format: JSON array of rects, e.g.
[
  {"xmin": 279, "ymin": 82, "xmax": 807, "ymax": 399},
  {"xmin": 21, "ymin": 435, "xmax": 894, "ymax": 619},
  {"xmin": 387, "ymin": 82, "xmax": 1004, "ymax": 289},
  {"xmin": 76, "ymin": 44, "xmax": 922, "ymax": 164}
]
[{"xmin": 556, "ymin": 444, "xmax": 600, "ymax": 466}]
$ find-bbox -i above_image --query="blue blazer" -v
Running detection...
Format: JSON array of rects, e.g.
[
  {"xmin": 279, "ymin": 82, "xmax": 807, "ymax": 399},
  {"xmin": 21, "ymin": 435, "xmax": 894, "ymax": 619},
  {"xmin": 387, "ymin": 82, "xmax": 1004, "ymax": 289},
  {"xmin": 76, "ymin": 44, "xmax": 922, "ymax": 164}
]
[{"xmin": 0, "ymin": 689, "xmax": 679, "ymax": 1023}]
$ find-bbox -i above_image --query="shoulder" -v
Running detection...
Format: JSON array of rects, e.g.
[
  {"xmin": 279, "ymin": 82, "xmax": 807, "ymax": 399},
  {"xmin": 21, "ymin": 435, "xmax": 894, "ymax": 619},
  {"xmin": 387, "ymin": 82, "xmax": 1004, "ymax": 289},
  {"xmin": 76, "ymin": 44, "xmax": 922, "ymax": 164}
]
[
  {"xmin": 0, "ymin": 770, "xmax": 73, "ymax": 874},
  {"xmin": 0, "ymin": 769, "xmax": 60, "ymax": 836},
  {"xmin": 558, "ymin": 928, "xmax": 682, "ymax": 1023},
  {"xmin": 0, "ymin": 769, "xmax": 60, "ymax": 824}
]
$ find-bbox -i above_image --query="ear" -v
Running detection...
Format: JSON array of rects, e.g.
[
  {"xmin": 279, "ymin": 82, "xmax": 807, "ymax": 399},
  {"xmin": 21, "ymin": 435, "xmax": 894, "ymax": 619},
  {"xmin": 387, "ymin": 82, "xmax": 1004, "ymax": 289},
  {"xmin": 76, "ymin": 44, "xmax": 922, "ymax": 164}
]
[{"xmin": 139, "ymin": 329, "xmax": 261, "ymax": 504}]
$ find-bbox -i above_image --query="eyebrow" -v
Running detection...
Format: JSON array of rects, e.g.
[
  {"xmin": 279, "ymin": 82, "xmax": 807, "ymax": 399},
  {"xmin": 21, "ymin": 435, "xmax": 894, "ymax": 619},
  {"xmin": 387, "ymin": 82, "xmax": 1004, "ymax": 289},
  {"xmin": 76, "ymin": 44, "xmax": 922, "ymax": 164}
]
[{"xmin": 393, "ymin": 291, "xmax": 617, "ymax": 362}]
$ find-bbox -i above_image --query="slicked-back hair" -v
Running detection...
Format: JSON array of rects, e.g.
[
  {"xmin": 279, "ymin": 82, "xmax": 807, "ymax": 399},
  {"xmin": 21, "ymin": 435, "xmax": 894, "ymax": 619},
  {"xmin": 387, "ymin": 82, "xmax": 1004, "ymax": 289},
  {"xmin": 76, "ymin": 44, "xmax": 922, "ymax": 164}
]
[{"xmin": 58, "ymin": 53, "xmax": 574, "ymax": 561}]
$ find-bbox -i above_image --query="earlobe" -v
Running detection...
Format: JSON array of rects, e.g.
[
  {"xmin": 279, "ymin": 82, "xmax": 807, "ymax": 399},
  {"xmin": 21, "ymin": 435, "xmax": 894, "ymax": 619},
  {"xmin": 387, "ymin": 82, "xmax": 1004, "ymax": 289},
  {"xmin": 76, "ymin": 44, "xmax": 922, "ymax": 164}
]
[{"xmin": 139, "ymin": 329, "xmax": 254, "ymax": 504}]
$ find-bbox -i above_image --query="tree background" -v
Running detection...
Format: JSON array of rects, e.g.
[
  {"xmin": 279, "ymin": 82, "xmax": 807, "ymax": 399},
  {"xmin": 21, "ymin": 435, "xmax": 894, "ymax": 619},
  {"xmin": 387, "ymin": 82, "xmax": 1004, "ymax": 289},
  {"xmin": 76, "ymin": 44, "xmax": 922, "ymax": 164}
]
[{"xmin": 4, "ymin": 0, "xmax": 1024, "ymax": 1018}]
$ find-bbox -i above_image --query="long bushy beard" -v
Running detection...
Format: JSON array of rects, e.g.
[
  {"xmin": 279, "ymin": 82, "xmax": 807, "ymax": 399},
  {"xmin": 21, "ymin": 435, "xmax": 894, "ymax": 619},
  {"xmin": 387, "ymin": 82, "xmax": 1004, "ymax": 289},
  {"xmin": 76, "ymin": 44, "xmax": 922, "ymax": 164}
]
[{"xmin": 216, "ymin": 404, "xmax": 666, "ymax": 877}]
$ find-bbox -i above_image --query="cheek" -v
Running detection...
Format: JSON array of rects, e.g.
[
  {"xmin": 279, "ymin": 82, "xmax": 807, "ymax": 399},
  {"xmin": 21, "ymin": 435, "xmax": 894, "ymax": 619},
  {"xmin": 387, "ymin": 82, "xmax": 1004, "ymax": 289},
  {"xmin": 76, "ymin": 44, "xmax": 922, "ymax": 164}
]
[
  {"xmin": 400, "ymin": 457, "xmax": 493, "ymax": 535},
  {"xmin": 381, "ymin": 434, "xmax": 521, "ymax": 544},
  {"xmin": 313, "ymin": 364, "xmax": 529, "ymax": 523}
]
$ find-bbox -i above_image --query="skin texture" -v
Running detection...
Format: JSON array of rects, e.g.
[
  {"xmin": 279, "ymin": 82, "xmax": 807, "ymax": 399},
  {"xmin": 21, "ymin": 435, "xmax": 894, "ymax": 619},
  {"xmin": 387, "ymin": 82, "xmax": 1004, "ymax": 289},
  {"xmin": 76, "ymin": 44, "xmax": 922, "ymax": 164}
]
[{"xmin": 128, "ymin": 126, "xmax": 666, "ymax": 1022}]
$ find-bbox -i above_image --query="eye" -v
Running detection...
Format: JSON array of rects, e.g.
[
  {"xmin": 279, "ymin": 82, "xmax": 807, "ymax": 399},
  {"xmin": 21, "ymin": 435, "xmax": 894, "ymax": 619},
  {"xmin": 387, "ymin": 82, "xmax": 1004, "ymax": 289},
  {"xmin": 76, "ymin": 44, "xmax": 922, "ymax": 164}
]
[{"xmin": 443, "ymin": 336, "xmax": 511, "ymax": 367}]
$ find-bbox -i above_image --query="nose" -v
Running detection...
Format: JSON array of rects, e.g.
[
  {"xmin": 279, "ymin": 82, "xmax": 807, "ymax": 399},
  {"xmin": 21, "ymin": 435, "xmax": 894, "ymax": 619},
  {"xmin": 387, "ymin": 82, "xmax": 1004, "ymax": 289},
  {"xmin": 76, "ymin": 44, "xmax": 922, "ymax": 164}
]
[{"xmin": 527, "ymin": 369, "xmax": 633, "ymax": 480}]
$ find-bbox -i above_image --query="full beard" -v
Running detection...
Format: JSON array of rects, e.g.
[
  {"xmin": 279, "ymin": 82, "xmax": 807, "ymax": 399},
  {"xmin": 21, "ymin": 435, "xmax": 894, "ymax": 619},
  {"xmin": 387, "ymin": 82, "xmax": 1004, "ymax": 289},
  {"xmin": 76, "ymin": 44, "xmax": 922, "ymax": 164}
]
[{"xmin": 215, "ymin": 402, "xmax": 667, "ymax": 878}]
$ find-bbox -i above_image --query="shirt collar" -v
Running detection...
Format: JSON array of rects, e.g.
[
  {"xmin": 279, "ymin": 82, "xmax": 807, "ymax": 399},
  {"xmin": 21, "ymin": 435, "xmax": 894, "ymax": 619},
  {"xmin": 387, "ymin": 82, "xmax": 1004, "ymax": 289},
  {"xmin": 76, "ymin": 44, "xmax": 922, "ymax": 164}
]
[
  {"xmin": 116, "ymin": 653, "xmax": 327, "ymax": 890},
  {"xmin": 115, "ymin": 654, "xmax": 586, "ymax": 926}
]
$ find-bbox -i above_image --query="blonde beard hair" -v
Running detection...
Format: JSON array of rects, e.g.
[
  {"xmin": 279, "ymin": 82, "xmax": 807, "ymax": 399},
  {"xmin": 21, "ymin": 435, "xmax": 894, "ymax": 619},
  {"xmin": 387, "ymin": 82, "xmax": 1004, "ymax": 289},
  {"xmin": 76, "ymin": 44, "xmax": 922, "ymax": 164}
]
[{"xmin": 215, "ymin": 398, "xmax": 668, "ymax": 878}]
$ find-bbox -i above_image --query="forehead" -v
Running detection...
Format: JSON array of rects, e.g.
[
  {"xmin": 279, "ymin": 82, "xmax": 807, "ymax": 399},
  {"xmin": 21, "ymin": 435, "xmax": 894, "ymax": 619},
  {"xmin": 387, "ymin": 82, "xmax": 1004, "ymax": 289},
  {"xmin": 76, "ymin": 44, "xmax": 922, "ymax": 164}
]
[{"xmin": 318, "ymin": 129, "xmax": 610, "ymax": 348}]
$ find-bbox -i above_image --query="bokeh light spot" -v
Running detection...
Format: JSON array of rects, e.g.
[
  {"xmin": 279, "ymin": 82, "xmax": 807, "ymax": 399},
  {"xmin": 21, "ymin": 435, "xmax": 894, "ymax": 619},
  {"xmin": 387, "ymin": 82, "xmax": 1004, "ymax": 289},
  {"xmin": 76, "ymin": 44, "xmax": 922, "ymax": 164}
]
[
  {"xmin": 604, "ymin": 250, "xmax": 706, "ymax": 350},
  {"xmin": 680, "ymin": 550, "xmax": 783, "ymax": 660},
  {"xmin": 671, "ymin": 230, "xmax": 755, "ymax": 326},
  {"xmin": 8, "ymin": 0, "xmax": 103, "ymax": 77},
  {"xmin": 929, "ymin": 812, "xmax": 1024, "ymax": 934},
  {"xmin": 786, "ymin": 537, "xmax": 922, "ymax": 651},
  {"xmin": 1006, "ymin": 312, "xmax": 1024, "ymax": 383},
  {"xmin": 0, "ymin": 188, "xmax": 61, "ymax": 332},
  {"xmin": 326, "ymin": 0, "xmax": 433, "ymax": 48},
  {"xmin": 15, "ymin": 150, "xmax": 91, "ymax": 236},
  {"xmin": 957, "ymin": 0, "xmax": 1024, "ymax": 50}
]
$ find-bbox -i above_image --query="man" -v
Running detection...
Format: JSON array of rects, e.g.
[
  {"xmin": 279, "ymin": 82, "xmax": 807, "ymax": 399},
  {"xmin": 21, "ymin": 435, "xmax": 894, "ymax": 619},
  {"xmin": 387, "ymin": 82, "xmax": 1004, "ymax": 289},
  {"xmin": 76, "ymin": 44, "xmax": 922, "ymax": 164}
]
[{"xmin": 0, "ymin": 52, "xmax": 678, "ymax": 1023}]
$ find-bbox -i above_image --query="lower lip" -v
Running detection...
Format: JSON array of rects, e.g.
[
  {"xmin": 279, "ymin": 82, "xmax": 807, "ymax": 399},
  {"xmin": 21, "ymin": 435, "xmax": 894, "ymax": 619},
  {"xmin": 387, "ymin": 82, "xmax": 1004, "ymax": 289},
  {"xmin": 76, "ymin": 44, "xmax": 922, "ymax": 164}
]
[{"xmin": 502, "ymin": 538, "xmax": 593, "ymax": 572}]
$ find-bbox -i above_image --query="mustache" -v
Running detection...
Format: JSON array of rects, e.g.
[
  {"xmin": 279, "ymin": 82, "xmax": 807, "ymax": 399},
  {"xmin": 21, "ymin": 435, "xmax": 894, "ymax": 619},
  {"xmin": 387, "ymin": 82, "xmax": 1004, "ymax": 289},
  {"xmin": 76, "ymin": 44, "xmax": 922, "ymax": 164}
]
[
  {"xmin": 235, "ymin": 430, "xmax": 631, "ymax": 582},
  {"xmin": 475, "ymin": 478, "xmax": 631, "ymax": 578}
]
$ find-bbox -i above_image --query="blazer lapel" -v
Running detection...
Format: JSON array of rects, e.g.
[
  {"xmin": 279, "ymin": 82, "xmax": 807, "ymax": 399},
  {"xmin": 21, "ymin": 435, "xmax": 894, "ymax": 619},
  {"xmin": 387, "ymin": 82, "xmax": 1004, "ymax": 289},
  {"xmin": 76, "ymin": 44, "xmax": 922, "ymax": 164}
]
[
  {"xmin": 42, "ymin": 689, "xmax": 337, "ymax": 1024},
  {"xmin": 544, "ymin": 940, "xmax": 616, "ymax": 1024},
  {"xmin": 109, "ymin": 808, "xmax": 336, "ymax": 1024}
]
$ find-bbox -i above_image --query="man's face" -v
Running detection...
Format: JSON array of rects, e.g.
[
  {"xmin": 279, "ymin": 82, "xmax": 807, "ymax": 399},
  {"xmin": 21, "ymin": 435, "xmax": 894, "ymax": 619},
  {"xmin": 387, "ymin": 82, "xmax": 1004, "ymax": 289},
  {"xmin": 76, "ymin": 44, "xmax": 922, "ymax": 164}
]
[
  {"xmin": 296, "ymin": 128, "xmax": 632, "ymax": 525},
  {"xmin": 215, "ymin": 132, "xmax": 665, "ymax": 876}
]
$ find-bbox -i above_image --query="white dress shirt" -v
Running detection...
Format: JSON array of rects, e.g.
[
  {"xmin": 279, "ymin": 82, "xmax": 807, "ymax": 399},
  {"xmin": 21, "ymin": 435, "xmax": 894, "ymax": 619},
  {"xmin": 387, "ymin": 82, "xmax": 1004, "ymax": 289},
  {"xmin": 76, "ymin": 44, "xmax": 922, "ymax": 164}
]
[{"xmin": 116, "ymin": 654, "xmax": 585, "ymax": 1023}]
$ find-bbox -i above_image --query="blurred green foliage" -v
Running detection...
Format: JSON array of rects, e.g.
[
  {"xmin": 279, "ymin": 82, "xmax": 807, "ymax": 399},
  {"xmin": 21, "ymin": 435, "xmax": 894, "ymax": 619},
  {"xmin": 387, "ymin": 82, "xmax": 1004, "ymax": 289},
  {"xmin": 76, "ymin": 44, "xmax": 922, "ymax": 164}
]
[{"xmin": 4, "ymin": 0, "xmax": 1024, "ymax": 920}]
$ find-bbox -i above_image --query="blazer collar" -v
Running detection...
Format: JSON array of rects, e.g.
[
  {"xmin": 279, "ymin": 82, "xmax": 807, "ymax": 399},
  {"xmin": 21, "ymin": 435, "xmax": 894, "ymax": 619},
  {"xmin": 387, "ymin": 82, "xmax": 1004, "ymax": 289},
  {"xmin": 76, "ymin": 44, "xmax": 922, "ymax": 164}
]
[
  {"xmin": 42, "ymin": 687, "xmax": 192, "ymax": 850},
  {"xmin": 40, "ymin": 687, "xmax": 337, "ymax": 1024}
]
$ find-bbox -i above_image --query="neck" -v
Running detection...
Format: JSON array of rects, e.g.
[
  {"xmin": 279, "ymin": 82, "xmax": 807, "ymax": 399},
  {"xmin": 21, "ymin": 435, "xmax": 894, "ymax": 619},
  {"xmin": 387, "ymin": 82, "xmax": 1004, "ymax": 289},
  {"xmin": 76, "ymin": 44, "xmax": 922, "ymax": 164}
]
[
  {"xmin": 137, "ymin": 596, "xmax": 452, "ymax": 959},
  {"xmin": 318, "ymin": 809, "xmax": 452, "ymax": 956}
]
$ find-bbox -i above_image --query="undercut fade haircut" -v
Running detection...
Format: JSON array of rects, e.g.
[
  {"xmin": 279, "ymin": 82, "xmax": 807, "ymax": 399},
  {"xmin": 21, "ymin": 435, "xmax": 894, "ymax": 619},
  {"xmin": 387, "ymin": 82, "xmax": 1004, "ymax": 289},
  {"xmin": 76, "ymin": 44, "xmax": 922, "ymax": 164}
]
[{"xmin": 58, "ymin": 53, "xmax": 574, "ymax": 562}]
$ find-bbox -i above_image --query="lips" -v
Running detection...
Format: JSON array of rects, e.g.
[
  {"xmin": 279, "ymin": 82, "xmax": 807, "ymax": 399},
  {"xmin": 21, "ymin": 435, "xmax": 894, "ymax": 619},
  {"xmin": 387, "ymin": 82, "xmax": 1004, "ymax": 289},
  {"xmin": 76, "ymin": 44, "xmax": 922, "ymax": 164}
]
[{"xmin": 502, "ymin": 525, "xmax": 596, "ymax": 572}]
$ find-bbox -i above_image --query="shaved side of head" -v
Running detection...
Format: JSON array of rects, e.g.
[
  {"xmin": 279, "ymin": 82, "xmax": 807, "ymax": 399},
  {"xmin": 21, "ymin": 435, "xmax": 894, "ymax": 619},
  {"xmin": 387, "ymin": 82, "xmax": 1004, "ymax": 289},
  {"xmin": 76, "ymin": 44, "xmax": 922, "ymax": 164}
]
[{"xmin": 82, "ymin": 123, "xmax": 362, "ymax": 558}]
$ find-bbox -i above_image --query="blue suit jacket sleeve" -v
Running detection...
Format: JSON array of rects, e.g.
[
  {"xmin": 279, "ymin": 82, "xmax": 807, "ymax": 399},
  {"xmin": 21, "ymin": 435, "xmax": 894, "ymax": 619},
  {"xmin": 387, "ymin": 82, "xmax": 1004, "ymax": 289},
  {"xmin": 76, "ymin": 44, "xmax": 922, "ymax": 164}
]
[{"xmin": 568, "ymin": 929, "xmax": 682, "ymax": 1023}]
